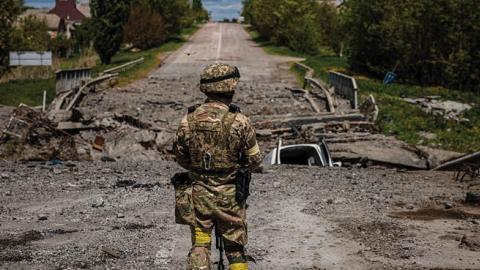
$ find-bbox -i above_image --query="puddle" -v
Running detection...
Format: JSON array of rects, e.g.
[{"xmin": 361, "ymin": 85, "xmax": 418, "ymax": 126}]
[{"xmin": 390, "ymin": 207, "xmax": 480, "ymax": 221}]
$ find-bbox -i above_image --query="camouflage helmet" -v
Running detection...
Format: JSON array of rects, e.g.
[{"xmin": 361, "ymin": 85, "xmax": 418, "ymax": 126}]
[{"xmin": 200, "ymin": 63, "xmax": 240, "ymax": 95}]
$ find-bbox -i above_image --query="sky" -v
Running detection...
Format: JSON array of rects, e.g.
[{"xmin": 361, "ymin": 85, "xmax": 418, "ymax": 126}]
[
  {"xmin": 203, "ymin": 0, "xmax": 242, "ymax": 21},
  {"xmin": 24, "ymin": 0, "xmax": 243, "ymax": 21}
]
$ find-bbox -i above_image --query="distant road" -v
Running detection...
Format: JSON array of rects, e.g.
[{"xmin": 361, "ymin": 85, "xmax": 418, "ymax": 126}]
[{"xmin": 157, "ymin": 22, "xmax": 300, "ymax": 83}]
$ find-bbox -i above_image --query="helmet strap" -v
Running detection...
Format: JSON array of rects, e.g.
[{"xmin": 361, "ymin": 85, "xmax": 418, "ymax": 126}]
[{"xmin": 200, "ymin": 67, "xmax": 240, "ymax": 85}]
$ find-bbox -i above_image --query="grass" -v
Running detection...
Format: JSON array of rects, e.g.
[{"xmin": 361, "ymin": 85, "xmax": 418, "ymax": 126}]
[
  {"xmin": 92, "ymin": 40, "xmax": 185, "ymax": 87},
  {"xmin": 0, "ymin": 24, "xmax": 201, "ymax": 106},
  {"xmin": 0, "ymin": 78, "xmax": 55, "ymax": 107},
  {"xmin": 246, "ymin": 30, "xmax": 480, "ymax": 153},
  {"xmin": 303, "ymin": 55, "xmax": 480, "ymax": 153}
]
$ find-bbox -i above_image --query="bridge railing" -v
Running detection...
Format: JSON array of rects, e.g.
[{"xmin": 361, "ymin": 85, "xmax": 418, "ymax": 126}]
[{"xmin": 328, "ymin": 71, "xmax": 358, "ymax": 109}]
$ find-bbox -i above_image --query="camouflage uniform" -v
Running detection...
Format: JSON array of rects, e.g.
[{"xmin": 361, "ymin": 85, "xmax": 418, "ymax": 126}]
[{"xmin": 173, "ymin": 63, "xmax": 262, "ymax": 270}]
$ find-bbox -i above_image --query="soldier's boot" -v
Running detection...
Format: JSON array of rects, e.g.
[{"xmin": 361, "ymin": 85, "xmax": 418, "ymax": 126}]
[
  {"xmin": 225, "ymin": 242, "xmax": 249, "ymax": 270},
  {"xmin": 186, "ymin": 227, "xmax": 212, "ymax": 270}
]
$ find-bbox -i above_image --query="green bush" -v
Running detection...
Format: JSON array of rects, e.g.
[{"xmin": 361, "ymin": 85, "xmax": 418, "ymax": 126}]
[
  {"xmin": 243, "ymin": 0, "xmax": 339, "ymax": 54},
  {"xmin": 124, "ymin": 0, "xmax": 167, "ymax": 50},
  {"xmin": 11, "ymin": 15, "xmax": 51, "ymax": 51},
  {"xmin": 0, "ymin": 0, "xmax": 27, "ymax": 78},
  {"xmin": 90, "ymin": 0, "xmax": 131, "ymax": 64},
  {"xmin": 342, "ymin": 0, "xmax": 480, "ymax": 93}
]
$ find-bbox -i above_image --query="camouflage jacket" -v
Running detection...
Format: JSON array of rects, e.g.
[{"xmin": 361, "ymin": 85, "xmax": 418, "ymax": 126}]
[{"xmin": 174, "ymin": 100, "xmax": 262, "ymax": 186}]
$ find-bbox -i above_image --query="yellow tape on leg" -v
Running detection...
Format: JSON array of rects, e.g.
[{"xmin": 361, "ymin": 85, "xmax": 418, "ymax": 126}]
[
  {"xmin": 194, "ymin": 228, "xmax": 212, "ymax": 246},
  {"xmin": 230, "ymin": 262, "xmax": 248, "ymax": 270}
]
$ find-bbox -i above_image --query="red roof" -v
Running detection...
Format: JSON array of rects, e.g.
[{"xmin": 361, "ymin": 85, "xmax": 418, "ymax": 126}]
[{"xmin": 49, "ymin": 0, "xmax": 86, "ymax": 22}]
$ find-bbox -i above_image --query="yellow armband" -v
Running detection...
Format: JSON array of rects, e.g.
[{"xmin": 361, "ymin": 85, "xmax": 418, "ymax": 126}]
[{"xmin": 245, "ymin": 143, "xmax": 260, "ymax": 156}]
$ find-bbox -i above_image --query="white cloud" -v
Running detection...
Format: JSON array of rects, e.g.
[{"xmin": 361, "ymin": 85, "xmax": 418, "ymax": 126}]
[{"xmin": 203, "ymin": 0, "xmax": 242, "ymax": 21}]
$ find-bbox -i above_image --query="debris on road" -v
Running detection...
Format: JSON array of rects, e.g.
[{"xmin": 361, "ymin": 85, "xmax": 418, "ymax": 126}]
[
  {"xmin": 92, "ymin": 136, "xmax": 105, "ymax": 151},
  {"xmin": 101, "ymin": 246, "xmax": 123, "ymax": 258},
  {"xmin": 460, "ymin": 234, "xmax": 480, "ymax": 252},
  {"xmin": 329, "ymin": 136, "xmax": 428, "ymax": 169},
  {"xmin": 359, "ymin": 95, "xmax": 379, "ymax": 122},
  {"xmin": 0, "ymin": 106, "xmax": 82, "ymax": 161},
  {"xmin": 403, "ymin": 97, "xmax": 472, "ymax": 122},
  {"xmin": 37, "ymin": 214, "xmax": 48, "ymax": 221}
]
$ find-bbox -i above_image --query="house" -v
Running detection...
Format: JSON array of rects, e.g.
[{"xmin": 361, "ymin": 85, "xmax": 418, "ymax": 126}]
[
  {"xmin": 49, "ymin": 0, "xmax": 86, "ymax": 22},
  {"xmin": 77, "ymin": 4, "xmax": 91, "ymax": 18},
  {"xmin": 49, "ymin": 0, "xmax": 89, "ymax": 38},
  {"xmin": 21, "ymin": 0, "xmax": 90, "ymax": 39}
]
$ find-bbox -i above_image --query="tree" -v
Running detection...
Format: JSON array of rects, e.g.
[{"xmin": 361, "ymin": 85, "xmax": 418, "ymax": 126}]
[
  {"xmin": 192, "ymin": 0, "xmax": 203, "ymax": 11},
  {"xmin": 124, "ymin": 0, "xmax": 166, "ymax": 49},
  {"xmin": 241, "ymin": 0, "xmax": 254, "ymax": 24},
  {"xmin": 11, "ymin": 15, "xmax": 51, "ymax": 51},
  {"xmin": 90, "ymin": 0, "xmax": 131, "ymax": 64},
  {"xmin": 0, "ymin": 0, "xmax": 24, "ymax": 77},
  {"xmin": 51, "ymin": 34, "xmax": 74, "ymax": 58},
  {"xmin": 342, "ymin": 0, "xmax": 480, "ymax": 92},
  {"xmin": 192, "ymin": 0, "xmax": 209, "ymax": 22},
  {"xmin": 74, "ymin": 18, "xmax": 94, "ymax": 53},
  {"xmin": 247, "ymin": 0, "xmax": 322, "ymax": 54},
  {"xmin": 149, "ymin": 0, "xmax": 191, "ymax": 37},
  {"xmin": 315, "ymin": 1, "xmax": 341, "ymax": 51}
]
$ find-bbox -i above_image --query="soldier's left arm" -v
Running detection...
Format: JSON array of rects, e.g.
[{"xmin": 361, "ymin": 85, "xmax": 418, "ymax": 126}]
[{"xmin": 238, "ymin": 115, "xmax": 263, "ymax": 171}]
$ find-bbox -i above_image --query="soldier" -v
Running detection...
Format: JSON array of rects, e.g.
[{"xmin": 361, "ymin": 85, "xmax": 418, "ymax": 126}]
[{"xmin": 173, "ymin": 63, "xmax": 262, "ymax": 270}]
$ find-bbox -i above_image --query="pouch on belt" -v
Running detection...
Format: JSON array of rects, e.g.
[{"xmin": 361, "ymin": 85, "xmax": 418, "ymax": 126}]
[{"xmin": 171, "ymin": 172, "xmax": 195, "ymax": 226}]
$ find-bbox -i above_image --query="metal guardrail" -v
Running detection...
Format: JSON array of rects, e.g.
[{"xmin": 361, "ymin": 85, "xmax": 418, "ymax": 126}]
[
  {"xmin": 295, "ymin": 62, "xmax": 335, "ymax": 113},
  {"xmin": 56, "ymin": 68, "xmax": 92, "ymax": 95},
  {"xmin": 101, "ymin": 57, "xmax": 145, "ymax": 75},
  {"xmin": 65, "ymin": 73, "xmax": 118, "ymax": 111},
  {"xmin": 295, "ymin": 62, "xmax": 360, "ymax": 110},
  {"xmin": 328, "ymin": 71, "xmax": 358, "ymax": 109}
]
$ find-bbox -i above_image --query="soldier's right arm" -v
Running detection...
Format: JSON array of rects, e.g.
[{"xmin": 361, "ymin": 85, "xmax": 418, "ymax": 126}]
[{"xmin": 173, "ymin": 116, "xmax": 191, "ymax": 170}]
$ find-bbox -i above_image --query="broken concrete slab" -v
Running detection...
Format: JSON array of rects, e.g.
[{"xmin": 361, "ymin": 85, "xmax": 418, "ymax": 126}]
[
  {"xmin": 359, "ymin": 95, "xmax": 379, "ymax": 122},
  {"xmin": 416, "ymin": 146, "xmax": 464, "ymax": 169},
  {"xmin": 433, "ymin": 151, "xmax": 480, "ymax": 171},
  {"xmin": 255, "ymin": 113, "xmax": 367, "ymax": 129},
  {"xmin": 57, "ymin": 122, "xmax": 97, "ymax": 131},
  {"xmin": 329, "ymin": 137, "xmax": 428, "ymax": 169},
  {"xmin": 404, "ymin": 97, "xmax": 472, "ymax": 121}
]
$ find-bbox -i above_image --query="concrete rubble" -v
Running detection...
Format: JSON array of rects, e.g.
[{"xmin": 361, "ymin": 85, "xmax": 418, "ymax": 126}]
[
  {"xmin": 0, "ymin": 106, "xmax": 81, "ymax": 161},
  {"xmin": 404, "ymin": 96, "xmax": 472, "ymax": 122}
]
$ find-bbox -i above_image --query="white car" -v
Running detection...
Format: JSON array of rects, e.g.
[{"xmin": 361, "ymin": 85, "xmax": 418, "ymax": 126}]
[{"xmin": 263, "ymin": 140, "xmax": 341, "ymax": 167}]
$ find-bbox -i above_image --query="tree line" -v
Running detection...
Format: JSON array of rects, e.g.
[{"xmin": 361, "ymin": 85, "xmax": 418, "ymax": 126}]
[
  {"xmin": 0, "ymin": 0, "xmax": 209, "ymax": 76},
  {"xmin": 242, "ymin": 0, "xmax": 340, "ymax": 55},
  {"xmin": 243, "ymin": 0, "xmax": 480, "ymax": 93}
]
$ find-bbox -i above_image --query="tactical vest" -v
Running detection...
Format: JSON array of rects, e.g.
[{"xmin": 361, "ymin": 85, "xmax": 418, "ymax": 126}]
[{"xmin": 187, "ymin": 105, "xmax": 239, "ymax": 173}]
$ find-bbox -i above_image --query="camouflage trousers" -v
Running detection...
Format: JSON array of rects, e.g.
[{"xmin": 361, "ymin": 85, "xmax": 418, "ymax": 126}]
[
  {"xmin": 193, "ymin": 183, "xmax": 247, "ymax": 245},
  {"xmin": 186, "ymin": 183, "xmax": 248, "ymax": 270}
]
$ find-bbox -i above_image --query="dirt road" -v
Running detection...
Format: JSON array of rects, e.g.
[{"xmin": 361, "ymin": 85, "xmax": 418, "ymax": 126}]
[{"xmin": 1, "ymin": 23, "xmax": 479, "ymax": 269}]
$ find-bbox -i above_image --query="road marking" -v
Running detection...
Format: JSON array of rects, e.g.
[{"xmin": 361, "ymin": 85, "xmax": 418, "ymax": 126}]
[{"xmin": 216, "ymin": 23, "xmax": 223, "ymax": 62}]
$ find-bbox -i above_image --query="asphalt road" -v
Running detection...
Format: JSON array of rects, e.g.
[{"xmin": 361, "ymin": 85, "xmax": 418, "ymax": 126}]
[
  {"xmin": 157, "ymin": 23, "xmax": 299, "ymax": 83},
  {"xmin": 1, "ymin": 23, "xmax": 479, "ymax": 270}
]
